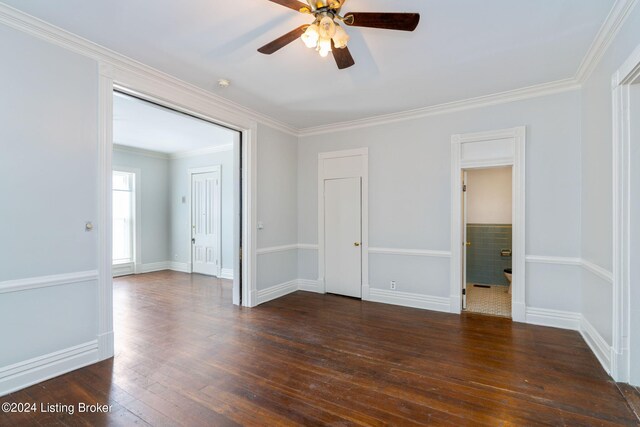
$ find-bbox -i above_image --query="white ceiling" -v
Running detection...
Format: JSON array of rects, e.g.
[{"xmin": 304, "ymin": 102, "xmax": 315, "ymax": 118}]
[
  {"xmin": 2, "ymin": 0, "xmax": 615, "ymax": 128},
  {"xmin": 113, "ymin": 93, "xmax": 237, "ymax": 153}
]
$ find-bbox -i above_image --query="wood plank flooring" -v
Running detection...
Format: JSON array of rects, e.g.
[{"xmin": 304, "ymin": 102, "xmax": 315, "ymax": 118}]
[{"xmin": 1, "ymin": 271, "xmax": 638, "ymax": 426}]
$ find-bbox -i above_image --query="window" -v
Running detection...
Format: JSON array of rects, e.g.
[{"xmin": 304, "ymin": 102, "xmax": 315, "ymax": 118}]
[{"xmin": 113, "ymin": 171, "xmax": 135, "ymax": 265}]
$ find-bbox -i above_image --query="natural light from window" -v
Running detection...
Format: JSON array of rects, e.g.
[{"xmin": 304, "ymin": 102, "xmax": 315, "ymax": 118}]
[{"xmin": 113, "ymin": 170, "xmax": 135, "ymax": 265}]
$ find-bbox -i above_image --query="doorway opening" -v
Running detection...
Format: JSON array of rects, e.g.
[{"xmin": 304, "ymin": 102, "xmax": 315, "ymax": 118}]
[
  {"xmin": 462, "ymin": 167, "xmax": 513, "ymax": 318},
  {"xmin": 450, "ymin": 127, "xmax": 525, "ymax": 322},
  {"xmin": 110, "ymin": 91, "xmax": 242, "ymax": 306}
]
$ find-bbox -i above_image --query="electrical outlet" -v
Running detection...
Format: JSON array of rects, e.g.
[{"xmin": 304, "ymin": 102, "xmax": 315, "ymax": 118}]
[{"xmin": 390, "ymin": 281, "xmax": 396, "ymax": 290}]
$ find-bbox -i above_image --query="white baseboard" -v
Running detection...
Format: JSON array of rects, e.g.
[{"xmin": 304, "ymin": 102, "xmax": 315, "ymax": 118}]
[
  {"xmin": 526, "ymin": 307, "xmax": 581, "ymax": 330},
  {"xmin": 112, "ymin": 263, "xmax": 134, "ymax": 277},
  {"xmin": 449, "ymin": 295, "xmax": 462, "ymax": 314},
  {"xmin": 135, "ymin": 261, "xmax": 231, "ymax": 276},
  {"xmin": 219, "ymin": 268, "xmax": 234, "ymax": 280},
  {"xmin": 362, "ymin": 283, "xmax": 370, "ymax": 300},
  {"xmin": 512, "ymin": 302, "xmax": 526, "ymax": 323},
  {"xmin": 297, "ymin": 279, "xmax": 321, "ymax": 293},
  {"xmin": 97, "ymin": 331, "xmax": 114, "ymax": 361},
  {"xmin": 580, "ymin": 316, "xmax": 612, "ymax": 374},
  {"xmin": 138, "ymin": 261, "xmax": 170, "ymax": 273},
  {"xmin": 256, "ymin": 280, "xmax": 298, "ymax": 305},
  {"xmin": 368, "ymin": 288, "xmax": 451, "ymax": 313},
  {"xmin": 0, "ymin": 340, "xmax": 99, "ymax": 397},
  {"xmin": 169, "ymin": 261, "xmax": 190, "ymax": 273}
]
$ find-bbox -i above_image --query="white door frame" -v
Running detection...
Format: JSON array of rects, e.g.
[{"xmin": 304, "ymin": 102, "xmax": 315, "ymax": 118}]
[
  {"xmin": 112, "ymin": 166, "xmax": 142, "ymax": 276},
  {"xmin": 97, "ymin": 63, "xmax": 257, "ymax": 361},
  {"xmin": 462, "ymin": 171, "xmax": 468, "ymax": 310},
  {"xmin": 318, "ymin": 148, "xmax": 369, "ymax": 298},
  {"xmin": 188, "ymin": 165, "xmax": 222, "ymax": 277},
  {"xmin": 611, "ymin": 42, "xmax": 640, "ymax": 383},
  {"xmin": 450, "ymin": 126, "xmax": 526, "ymax": 322}
]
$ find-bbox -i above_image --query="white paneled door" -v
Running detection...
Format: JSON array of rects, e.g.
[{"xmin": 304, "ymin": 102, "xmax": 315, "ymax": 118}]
[
  {"xmin": 191, "ymin": 170, "xmax": 221, "ymax": 276},
  {"xmin": 324, "ymin": 177, "xmax": 362, "ymax": 298}
]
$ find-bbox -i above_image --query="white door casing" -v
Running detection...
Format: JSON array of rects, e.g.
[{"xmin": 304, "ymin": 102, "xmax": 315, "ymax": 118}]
[
  {"xmin": 450, "ymin": 127, "xmax": 526, "ymax": 322},
  {"xmin": 190, "ymin": 167, "xmax": 221, "ymax": 277},
  {"xmin": 462, "ymin": 171, "xmax": 468, "ymax": 310},
  {"xmin": 318, "ymin": 148, "xmax": 369, "ymax": 298},
  {"xmin": 325, "ymin": 177, "xmax": 362, "ymax": 298},
  {"xmin": 611, "ymin": 42, "xmax": 640, "ymax": 383},
  {"xmin": 98, "ymin": 64, "xmax": 256, "ymax": 365}
]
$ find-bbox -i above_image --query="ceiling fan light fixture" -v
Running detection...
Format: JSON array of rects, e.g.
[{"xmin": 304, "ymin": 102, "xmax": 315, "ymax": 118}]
[
  {"xmin": 301, "ymin": 24, "xmax": 320, "ymax": 48},
  {"xmin": 318, "ymin": 16, "xmax": 336, "ymax": 38},
  {"xmin": 260, "ymin": 0, "xmax": 420, "ymax": 70},
  {"xmin": 332, "ymin": 24, "xmax": 349, "ymax": 49},
  {"xmin": 317, "ymin": 36, "xmax": 332, "ymax": 57}
]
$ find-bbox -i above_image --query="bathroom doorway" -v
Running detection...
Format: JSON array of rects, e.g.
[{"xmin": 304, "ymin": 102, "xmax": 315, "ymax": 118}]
[{"xmin": 462, "ymin": 166, "xmax": 513, "ymax": 317}]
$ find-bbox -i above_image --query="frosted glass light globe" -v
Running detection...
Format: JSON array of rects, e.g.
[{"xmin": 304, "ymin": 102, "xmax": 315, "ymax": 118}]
[
  {"xmin": 332, "ymin": 24, "xmax": 350, "ymax": 49},
  {"xmin": 317, "ymin": 37, "xmax": 332, "ymax": 57},
  {"xmin": 319, "ymin": 16, "xmax": 336, "ymax": 38},
  {"xmin": 301, "ymin": 24, "xmax": 320, "ymax": 48}
]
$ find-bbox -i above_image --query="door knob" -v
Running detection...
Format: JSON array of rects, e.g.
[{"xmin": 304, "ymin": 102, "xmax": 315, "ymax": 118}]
[
  {"xmin": 354, "ymin": 242, "xmax": 360, "ymax": 247},
  {"xmin": 192, "ymin": 238, "xmax": 196, "ymax": 244},
  {"xmin": 465, "ymin": 241, "xmax": 471, "ymax": 247}
]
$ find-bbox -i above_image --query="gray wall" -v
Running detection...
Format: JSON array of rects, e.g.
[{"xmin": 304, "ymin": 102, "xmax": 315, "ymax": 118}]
[
  {"xmin": 170, "ymin": 148, "xmax": 235, "ymax": 269},
  {"xmin": 580, "ymin": 4, "xmax": 640, "ymax": 382},
  {"xmin": 0, "ymin": 25, "xmax": 99, "ymax": 366},
  {"xmin": 256, "ymin": 124, "xmax": 298, "ymax": 290},
  {"xmin": 113, "ymin": 148, "xmax": 171, "ymax": 265},
  {"xmin": 298, "ymin": 90, "xmax": 583, "ymax": 312}
]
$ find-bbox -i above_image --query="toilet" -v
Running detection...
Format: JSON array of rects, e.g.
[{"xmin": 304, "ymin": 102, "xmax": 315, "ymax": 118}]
[{"xmin": 504, "ymin": 268, "xmax": 512, "ymax": 294}]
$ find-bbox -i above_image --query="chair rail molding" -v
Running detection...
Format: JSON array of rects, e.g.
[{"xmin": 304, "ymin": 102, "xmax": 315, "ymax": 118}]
[
  {"xmin": 368, "ymin": 247, "xmax": 451, "ymax": 258},
  {"xmin": 0, "ymin": 271, "xmax": 98, "ymax": 294}
]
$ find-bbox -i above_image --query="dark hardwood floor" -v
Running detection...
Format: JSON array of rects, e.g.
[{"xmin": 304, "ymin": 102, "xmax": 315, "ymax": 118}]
[{"xmin": 1, "ymin": 271, "xmax": 639, "ymax": 426}]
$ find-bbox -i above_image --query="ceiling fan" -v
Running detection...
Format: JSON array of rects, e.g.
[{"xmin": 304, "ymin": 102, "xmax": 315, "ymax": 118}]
[{"xmin": 258, "ymin": 0, "xmax": 420, "ymax": 69}]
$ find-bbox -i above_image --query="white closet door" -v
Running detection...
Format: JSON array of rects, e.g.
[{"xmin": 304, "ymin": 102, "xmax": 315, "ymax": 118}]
[
  {"xmin": 324, "ymin": 177, "xmax": 362, "ymax": 298},
  {"xmin": 192, "ymin": 171, "xmax": 221, "ymax": 276}
]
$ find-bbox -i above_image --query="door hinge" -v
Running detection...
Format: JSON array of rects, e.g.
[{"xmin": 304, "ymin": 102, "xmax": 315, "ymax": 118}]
[
  {"xmin": 462, "ymin": 288, "xmax": 466, "ymax": 295},
  {"xmin": 462, "ymin": 184, "xmax": 467, "ymax": 192}
]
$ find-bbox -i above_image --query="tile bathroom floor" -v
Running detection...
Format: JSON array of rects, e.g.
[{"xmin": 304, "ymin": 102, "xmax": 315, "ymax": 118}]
[{"xmin": 466, "ymin": 283, "xmax": 512, "ymax": 317}]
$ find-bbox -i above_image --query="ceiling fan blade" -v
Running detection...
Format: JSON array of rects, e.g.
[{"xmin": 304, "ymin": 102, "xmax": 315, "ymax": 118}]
[
  {"xmin": 258, "ymin": 25, "xmax": 308, "ymax": 55},
  {"xmin": 344, "ymin": 12, "xmax": 420, "ymax": 31},
  {"xmin": 266, "ymin": 0, "xmax": 310, "ymax": 12},
  {"xmin": 331, "ymin": 41, "xmax": 355, "ymax": 69}
]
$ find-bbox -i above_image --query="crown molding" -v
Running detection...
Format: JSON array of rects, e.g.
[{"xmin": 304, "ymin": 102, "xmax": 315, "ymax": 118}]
[
  {"xmin": 171, "ymin": 144, "xmax": 233, "ymax": 159},
  {"xmin": 112, "ymin": 144, "xmax": 170, "ymax": 159},
  {"xmin": 113, "ymin": 143, "xmax": 233, "ymax": 160},
  {"xmin": 0, "ymin": 3, "xmax": 298, "ymax": 137},
  {"xmin": 574, "ymin": 0, "xmax": 639, "ymax": 83},
  {"xmin": 2, "ymin": 0, "xmax": 637, "ymax": 139},
  {"xmin": 297, "ymin": 0, "xmax": 639, "ymax": 137},
  {"xmin": 298, "ymin": 78, "xmax": 580, "ymax": 137}
]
